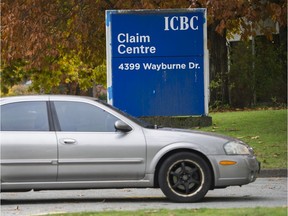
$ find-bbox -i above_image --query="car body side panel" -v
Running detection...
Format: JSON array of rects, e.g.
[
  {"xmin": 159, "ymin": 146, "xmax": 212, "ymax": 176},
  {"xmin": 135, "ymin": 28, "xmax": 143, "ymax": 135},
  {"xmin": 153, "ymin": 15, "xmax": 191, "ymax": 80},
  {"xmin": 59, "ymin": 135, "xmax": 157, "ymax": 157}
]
[
  {"xmin": 142, "ymin": 128, "xmax": 259, "ymax": 187},
  {"xmin": 48, "ymin": 96, "xmax": 147, "ymax": 181},
  {"xmin": 1, "ymin": 132, "xmax": 58, "ymax": 182},
  {"xmin": 142, "ymin": 128, "xmax": 227, "ymax": 173},
  {"xmin": 56, "ymin": 130, "xmax": 146, "ymax": 181},
  {"xmin": 0, "ymin": 176, "xmax": 154, "ymax": 192}
]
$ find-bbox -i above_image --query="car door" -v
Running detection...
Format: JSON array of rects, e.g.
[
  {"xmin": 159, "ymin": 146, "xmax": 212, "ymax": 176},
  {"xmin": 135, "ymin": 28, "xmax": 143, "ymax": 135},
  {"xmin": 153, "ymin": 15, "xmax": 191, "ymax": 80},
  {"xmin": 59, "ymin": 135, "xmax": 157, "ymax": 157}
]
[
  {"xmin": 0, "ymin": 101, "xmax": 58, "ymax": 182},
  {"xmin": 52, "ymin": 100, "xmax": 146, "ymax": 181}
]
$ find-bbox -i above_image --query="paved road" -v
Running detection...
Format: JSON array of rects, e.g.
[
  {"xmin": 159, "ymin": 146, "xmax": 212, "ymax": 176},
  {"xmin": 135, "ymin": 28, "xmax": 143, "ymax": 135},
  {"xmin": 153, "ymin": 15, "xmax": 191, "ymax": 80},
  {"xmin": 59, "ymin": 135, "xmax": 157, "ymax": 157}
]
[{"xmin": 1, "ymin": 178, "xmax": 287, "ymax": 216}]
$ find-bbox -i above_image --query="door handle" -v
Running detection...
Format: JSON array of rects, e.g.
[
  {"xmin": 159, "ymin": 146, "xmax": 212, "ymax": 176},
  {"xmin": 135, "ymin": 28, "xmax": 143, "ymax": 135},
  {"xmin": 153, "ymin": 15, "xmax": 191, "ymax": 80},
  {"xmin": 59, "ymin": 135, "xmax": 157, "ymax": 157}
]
[{"xmin": 61, "ymin": 138, "xmax": 77, "ymax": 144}]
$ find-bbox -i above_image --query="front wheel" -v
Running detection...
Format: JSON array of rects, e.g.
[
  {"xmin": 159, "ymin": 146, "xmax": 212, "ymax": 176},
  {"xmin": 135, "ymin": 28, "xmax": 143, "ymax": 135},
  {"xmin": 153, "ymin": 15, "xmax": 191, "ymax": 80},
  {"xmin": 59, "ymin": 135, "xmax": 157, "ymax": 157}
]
[{"xmin": 158, "ymin": 152, "xmax": 212, "ymax": 202}]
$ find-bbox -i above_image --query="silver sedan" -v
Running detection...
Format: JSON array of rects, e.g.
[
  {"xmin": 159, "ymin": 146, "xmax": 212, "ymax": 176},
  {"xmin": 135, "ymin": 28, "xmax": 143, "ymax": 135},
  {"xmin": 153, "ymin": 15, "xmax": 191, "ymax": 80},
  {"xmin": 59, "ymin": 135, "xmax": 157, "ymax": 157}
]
[{"xmin": 0, "ymin": 95, "xmax": 260, "ymax": 202}]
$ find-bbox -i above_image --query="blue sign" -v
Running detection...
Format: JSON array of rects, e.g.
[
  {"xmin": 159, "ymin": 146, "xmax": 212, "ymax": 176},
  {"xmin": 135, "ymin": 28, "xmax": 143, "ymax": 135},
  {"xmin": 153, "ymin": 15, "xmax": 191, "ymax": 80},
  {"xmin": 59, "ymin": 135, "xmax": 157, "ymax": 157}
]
[{"xmin": 106, "ymin": 9, "xmax": 209, "ymax": 117}]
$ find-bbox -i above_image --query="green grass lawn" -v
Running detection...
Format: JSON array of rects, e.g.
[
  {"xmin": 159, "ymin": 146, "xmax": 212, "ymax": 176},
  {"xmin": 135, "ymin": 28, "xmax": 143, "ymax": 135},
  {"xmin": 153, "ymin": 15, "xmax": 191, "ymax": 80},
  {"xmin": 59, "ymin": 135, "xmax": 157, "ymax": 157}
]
[
  {"xmin": 47, "ymin": 207, "xmax": 287, "ymax": 216},
  {"xmin": 197, "ymin": 109, "xmax": 287, "ymax": 169}
]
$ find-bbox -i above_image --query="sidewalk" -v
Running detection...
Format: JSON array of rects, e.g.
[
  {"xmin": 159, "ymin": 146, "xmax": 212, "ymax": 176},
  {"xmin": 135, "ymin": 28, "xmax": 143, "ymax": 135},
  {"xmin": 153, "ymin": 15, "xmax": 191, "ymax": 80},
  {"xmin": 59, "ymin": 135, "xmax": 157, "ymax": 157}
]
[{"xmin": 259, "ymin": 168, "xmax": 287, "ymax": 178}]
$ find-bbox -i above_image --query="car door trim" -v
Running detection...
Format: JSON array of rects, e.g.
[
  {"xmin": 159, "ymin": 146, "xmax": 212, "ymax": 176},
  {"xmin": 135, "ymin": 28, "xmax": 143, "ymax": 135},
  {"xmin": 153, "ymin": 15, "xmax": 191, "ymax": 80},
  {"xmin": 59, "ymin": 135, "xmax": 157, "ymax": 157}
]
[
  {"xmin": 1, "ymin": 159, "xmax": 57, "ymax": 165},
  {"xmin": 58, "ymin": 158, "xmax": 144, "ymax": 164}
]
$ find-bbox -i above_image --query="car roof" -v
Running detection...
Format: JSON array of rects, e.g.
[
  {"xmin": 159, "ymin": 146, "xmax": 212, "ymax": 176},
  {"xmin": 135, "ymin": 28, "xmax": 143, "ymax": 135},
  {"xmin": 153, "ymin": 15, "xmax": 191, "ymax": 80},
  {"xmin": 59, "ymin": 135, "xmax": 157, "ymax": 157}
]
[{"xmin": 0, "ymin": 95, "xmax": 98, "ymax": 104}]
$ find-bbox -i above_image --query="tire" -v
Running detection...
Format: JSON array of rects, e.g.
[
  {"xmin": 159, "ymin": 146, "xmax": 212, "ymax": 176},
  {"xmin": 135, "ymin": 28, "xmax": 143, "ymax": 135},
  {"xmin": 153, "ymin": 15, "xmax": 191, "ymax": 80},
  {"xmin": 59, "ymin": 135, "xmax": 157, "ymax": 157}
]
[{"xmin": 158, "ymin": 152, "xmax": 212, "ymax": 202}]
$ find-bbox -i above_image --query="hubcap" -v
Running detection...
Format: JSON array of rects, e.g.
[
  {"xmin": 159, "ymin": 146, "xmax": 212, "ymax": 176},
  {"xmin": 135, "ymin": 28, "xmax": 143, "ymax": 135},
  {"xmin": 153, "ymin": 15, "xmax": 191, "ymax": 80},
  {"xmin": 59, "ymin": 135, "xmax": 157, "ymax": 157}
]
[{"xmin": 168, "ymin": 160, "xmax": 203, "ymax": 196}]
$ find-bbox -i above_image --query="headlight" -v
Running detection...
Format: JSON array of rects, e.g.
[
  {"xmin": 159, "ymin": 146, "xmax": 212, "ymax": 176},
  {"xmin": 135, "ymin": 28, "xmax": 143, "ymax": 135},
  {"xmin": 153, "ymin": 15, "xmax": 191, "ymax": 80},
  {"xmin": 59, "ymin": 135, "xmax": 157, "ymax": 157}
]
[{"xmin": 224, "ymin": 141, "xmax": 253, "ymax": 155}]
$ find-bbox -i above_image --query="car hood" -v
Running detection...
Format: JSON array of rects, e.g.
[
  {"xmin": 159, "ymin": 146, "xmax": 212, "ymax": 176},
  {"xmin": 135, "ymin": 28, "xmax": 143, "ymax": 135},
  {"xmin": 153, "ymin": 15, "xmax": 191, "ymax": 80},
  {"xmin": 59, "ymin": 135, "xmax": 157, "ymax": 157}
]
[
  {"xmin": 142, "ymin": 127, "xmax": 238, "ymax": 155},
  {"xmin": 159, "ymin": 127, "xmax": 237, "ymax": 141}
]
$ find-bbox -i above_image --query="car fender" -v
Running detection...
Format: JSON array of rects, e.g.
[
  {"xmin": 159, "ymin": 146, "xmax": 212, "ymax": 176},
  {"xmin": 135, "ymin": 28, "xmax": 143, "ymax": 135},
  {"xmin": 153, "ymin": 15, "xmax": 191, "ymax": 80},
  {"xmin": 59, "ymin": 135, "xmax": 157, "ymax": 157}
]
[{"xmin": 147, "ymin": 142, "xmax": 212, "ymax": 174}]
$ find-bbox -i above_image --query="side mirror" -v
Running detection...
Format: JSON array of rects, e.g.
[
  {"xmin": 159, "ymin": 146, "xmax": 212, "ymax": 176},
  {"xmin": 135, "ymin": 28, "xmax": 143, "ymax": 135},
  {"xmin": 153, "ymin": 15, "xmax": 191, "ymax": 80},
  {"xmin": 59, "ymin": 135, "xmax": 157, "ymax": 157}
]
[{"xmin": 114, "ymin": 120, "xmax": 132, "ymax": 132}]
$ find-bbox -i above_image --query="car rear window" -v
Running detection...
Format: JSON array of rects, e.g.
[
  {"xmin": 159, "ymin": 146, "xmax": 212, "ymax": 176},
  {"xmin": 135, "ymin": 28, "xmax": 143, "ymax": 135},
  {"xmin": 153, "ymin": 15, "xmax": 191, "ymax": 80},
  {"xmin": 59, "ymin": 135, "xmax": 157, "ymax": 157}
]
[{"xmin": 1, "ymin": 101, "xmax": 49, "ymax": 131}]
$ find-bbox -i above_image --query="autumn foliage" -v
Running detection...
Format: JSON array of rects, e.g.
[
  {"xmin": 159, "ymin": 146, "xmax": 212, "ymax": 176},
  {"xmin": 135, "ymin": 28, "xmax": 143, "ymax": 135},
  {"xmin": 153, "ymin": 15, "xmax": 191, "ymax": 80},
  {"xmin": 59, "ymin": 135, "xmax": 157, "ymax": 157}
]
[{"xmin": 1, "ymin": 0, "xmax": 287, "ymax": 106}]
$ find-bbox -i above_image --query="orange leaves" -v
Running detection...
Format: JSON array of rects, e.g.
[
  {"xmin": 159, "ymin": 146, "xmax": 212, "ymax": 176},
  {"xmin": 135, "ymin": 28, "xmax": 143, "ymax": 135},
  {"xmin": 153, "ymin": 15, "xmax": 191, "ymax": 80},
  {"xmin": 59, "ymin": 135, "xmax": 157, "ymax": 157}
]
[
  {"xmin": 1, "ymin": 0, "xmax": 61, "ymax": 68},
  {"xmin": 215, "ymin": 20, "xmax": 226, "ymax": 36},
  {"xmin": 1, "ymin": 0, "xmax": 287, "ymax": 72},
  {"xmin": 190, "ymin": 0, "xmax": 287, "ymax": 41},
  {"xmin": 269, "ymin": 2, "xmax": 287, "ymax": 26}
]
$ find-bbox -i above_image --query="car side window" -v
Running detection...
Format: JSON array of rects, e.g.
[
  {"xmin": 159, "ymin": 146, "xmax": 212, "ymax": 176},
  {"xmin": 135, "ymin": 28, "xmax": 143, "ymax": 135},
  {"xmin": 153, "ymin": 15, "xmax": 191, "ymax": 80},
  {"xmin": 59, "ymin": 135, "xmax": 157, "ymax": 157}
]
[
  {"xmin": 54, "ymin": 101, "xmax": 119, "ymax": 132},
  {"xmin": 1, "ymin": 101, "xmax": 49, "ymax": 131}
]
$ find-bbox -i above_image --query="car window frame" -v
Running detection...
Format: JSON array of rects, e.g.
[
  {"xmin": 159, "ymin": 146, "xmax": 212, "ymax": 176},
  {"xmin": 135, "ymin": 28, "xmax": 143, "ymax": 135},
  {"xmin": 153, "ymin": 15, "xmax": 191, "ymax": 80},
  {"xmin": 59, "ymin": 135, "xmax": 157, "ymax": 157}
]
[
  {"xmin": 50, "ymin": 100, "xmax": 124, "ymax": 133},
  {"xmin": 1, "ymin": 101, "xmax": 52, "ymax": 132}
]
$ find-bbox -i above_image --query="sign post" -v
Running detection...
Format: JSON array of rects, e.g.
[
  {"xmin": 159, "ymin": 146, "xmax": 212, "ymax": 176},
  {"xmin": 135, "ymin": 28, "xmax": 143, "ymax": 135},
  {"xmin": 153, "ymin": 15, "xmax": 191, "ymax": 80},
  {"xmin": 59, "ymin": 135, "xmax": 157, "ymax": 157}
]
[{"xmin": 106, "ymin": 9, "xmax": 209, "ymax": 117}]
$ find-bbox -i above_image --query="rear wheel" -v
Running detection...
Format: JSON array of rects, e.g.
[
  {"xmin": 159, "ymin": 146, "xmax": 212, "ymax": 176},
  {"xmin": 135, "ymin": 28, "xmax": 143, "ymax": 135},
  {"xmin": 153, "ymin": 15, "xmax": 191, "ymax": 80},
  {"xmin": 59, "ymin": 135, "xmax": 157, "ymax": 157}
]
[{"xmin": 158, "ymin": 152, "xmax": 212, "ymax": 202}]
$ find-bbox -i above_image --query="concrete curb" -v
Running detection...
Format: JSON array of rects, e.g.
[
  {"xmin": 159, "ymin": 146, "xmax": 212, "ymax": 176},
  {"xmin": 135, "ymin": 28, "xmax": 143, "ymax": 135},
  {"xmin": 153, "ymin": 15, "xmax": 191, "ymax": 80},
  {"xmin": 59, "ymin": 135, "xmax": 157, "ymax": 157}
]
[{"xmin": 259, "ymin": 169, "xmax": 287, "ymax": 178}]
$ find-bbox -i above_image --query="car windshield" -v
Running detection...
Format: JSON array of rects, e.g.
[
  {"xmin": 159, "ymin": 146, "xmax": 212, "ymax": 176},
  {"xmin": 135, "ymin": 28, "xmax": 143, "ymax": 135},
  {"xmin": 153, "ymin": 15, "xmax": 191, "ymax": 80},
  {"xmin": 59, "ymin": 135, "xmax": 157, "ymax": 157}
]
[{"xmin": 96, "ymin": 100, "xmax": 155, "ymax": 129}]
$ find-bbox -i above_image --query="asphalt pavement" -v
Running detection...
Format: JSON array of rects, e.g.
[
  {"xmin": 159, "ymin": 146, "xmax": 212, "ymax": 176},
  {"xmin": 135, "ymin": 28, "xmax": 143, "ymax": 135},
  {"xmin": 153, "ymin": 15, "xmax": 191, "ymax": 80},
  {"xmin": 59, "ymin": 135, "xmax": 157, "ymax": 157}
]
[{"xmin": 1, "ymin": 177, "xmax": 287, "ymax": 216}]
